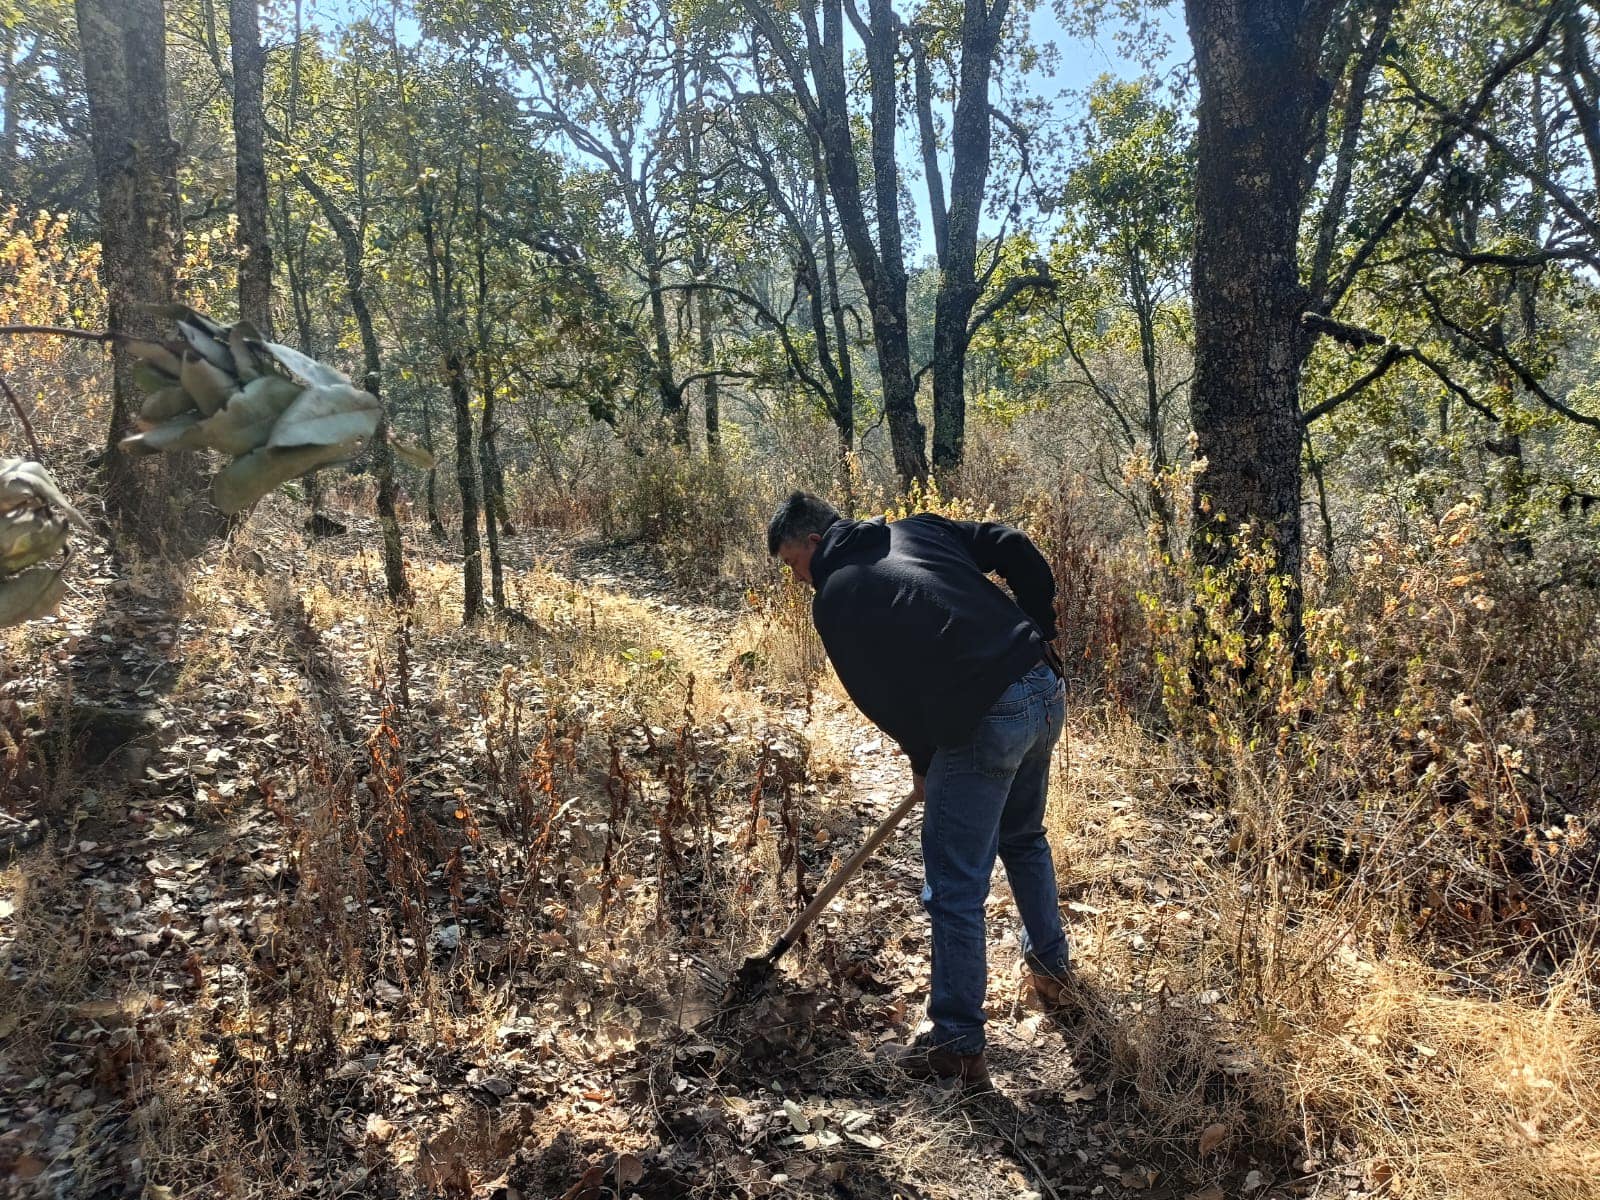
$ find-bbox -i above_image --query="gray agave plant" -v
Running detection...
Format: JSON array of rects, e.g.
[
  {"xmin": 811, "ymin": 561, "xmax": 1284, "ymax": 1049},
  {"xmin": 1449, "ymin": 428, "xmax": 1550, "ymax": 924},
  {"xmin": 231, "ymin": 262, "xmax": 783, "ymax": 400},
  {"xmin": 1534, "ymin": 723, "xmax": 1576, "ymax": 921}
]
[
  {"xmin": 0, "ymin": 458, "xmax": 89, "ymax": 626},
  {"xmin": 121, "ymin": 307, "xmax": 431, "ymax": 514}
]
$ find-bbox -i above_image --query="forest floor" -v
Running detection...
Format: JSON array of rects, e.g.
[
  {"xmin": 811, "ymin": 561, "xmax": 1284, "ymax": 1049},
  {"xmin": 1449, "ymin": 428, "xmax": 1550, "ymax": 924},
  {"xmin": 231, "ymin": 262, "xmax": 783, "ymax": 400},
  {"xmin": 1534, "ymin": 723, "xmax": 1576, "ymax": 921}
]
[{"xmin": 0, "ymin": 501, "xmax": 1579, "ymax": 1200}]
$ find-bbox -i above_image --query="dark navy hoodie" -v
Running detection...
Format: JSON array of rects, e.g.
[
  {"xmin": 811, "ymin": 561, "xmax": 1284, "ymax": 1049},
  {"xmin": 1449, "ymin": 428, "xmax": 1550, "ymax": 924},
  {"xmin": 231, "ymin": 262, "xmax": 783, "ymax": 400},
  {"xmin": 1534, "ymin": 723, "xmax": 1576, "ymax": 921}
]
[{"xmin": 809, "ymin": 512, "xmax": 1057, "ymax": 775}]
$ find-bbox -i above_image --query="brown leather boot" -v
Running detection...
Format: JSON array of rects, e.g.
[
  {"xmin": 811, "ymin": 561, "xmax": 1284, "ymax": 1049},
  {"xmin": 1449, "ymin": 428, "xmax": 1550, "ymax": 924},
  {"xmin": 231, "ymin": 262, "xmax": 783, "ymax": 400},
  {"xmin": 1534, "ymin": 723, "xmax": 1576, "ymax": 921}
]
[
  {"xmin": 879, "ymin": 1035, "xmax": 992, "ymax": 1090},
  {"xmin": 1027, "ymin": 965, "xmax": 1077, "ymax": 1014}
]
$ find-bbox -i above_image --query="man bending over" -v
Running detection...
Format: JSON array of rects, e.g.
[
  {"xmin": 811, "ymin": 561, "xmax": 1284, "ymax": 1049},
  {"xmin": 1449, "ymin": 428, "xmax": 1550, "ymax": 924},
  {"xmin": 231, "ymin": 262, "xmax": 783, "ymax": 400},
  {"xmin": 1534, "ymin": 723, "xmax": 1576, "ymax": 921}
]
[{"xmin": 767, "ymin": 491, "xmax": 1072, "ymax": 1089}]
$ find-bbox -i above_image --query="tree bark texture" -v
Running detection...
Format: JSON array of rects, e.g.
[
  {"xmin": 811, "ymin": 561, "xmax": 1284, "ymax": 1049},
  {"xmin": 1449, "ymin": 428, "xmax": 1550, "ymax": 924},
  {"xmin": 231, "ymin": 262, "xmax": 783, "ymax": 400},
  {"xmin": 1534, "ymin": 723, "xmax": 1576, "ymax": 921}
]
[
  {"xmin": 642, "ymin": 247, "xmax": 689, "ymax": 445},
  {"xmin": 419, "ymin": 202, "xmax": 483, "ymax": 620},
  {"xmin": 860, "ymin": 0, "xmax": 927, "ymax": 485},
  {"xmin": 478, "ymin": 376, "xmax": 505, "ymax": 610},
  {"xmin": 471, "ymin": 147, "xmax": 507, "ymax": 610},
  {"xmin": 736, "ymin": 108, "xmax": 855, "ymax": 457},
  {"xmin": 229, "ymin": 0, "xmax": 273, "ymax": 335},
  {"xmin": 421, "ymin": 388, "xmax": 445, "ymax": 540},
  {"xmin": 696, "ymin": 283, "xmax": 720, "ymax": 457},
  {"xmin": 1186, "ymin": 0, "xmax": 1335, "ymax": 642},
  {"xmin": 928, "ymin": 0, "xmax": 1009, "ymax": 474},
  {"xmin": 445, "ymin": 348, "xmax": 484, "ymax": 621},
  {"xmin": 74, "ymin": 0, "xmax": 184, "ymax": 530}
]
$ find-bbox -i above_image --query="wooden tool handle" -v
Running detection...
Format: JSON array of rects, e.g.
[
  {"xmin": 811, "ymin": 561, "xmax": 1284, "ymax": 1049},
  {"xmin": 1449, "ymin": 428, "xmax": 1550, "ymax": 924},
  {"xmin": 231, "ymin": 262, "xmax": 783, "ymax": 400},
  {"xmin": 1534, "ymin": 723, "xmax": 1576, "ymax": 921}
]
[{"xmin": 767, "ymin": 789, "xmax": 921, "ymax": 961}]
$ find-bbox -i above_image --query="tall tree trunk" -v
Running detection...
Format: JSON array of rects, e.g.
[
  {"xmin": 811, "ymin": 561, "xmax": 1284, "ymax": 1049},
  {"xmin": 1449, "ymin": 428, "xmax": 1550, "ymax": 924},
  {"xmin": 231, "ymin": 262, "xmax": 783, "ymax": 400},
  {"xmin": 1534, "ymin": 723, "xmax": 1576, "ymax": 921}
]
[
  {"xmin": 276, "ymin": 197, "xmax": 327, "ymax": 527},
  {"xmin": 1186, "ymin": 0, "xmax": 1333, "ymax": 648},
  {"xmin": 860, "ymin": 0, "xmax": 925, "ymax": 485},
  {"xmin": 293, "ymin": 165, "xmax": 408, "ymax": 600},
  {"xmin": 686, "ymin": 66, "xmax": 720, "ymax": 460},
  {"xmin": 479, "ymin": 376, "xmax": 505, "ymax": 610},
  {"xmin": 229, "ymin": 0, "xmax": 272, "ymax": 334},
  {"xmin": 444, "ymin": 349, "xmax": 484, "ymax": 621},
  {"xmin": 641, "ymin": 250, "xmax": 688, "ymax": 444},
  {"xmin": 738, "ymin": 104, "xmax": 856, "ymax": 462},
  {"xmin": 471, "ymin": 133, "xmax": 506, "ymax": 610},
  {"xmin": 413, "ymin": 181, "xmax": 483, "ymax": 621},
  {"xmin": 75, "ymin": 0, "xmax": 185, "ymax": 534},
  {"xmin": 741, "ymin": 0, "xmax": 928, "ymax": 485},
  {"xmin": 1133, "ymin": 258, "xmax": 1174, "ymax": 553},
  {"xmin": 926, "ymin": 0, "xmax": 1010, "ymax": 475},
  {"xmin": 816, "ymin": 155, "xmax": 854, "ymax": 458},
  {"xmin": 697, "ymin": 284, "xmax": 720, "ymax": 458},
  {"xmin": 421, "ymin": 389, "xmax": 445, "ymax": 540}
]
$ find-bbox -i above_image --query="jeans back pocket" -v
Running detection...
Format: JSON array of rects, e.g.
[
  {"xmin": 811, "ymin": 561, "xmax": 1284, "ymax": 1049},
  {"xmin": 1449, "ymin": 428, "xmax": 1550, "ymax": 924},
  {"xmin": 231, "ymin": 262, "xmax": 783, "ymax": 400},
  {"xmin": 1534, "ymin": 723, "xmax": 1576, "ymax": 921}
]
[{"xmin": 972, "ymin": 697, "xmax": 1036, "ymax": 777}]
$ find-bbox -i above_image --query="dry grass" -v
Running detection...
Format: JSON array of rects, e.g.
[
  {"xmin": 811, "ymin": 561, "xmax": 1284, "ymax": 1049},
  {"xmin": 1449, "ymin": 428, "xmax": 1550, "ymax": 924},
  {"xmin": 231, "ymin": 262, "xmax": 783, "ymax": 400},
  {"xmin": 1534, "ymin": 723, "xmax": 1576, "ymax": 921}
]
[
  {"xmin": 1049, "ymin": 701, "xmax": 1600, "ymax": 1199},
  {"xmin": 1283, "ymin": 960, "xmax": 1600, "ymax": 1199},
  {"xmin": 726, "ymin": 574, "xmax": 830, "ymax": 700},
  {"xmin": 1, "ymin": 505, "xmax": 828, "ymax": 1195}
]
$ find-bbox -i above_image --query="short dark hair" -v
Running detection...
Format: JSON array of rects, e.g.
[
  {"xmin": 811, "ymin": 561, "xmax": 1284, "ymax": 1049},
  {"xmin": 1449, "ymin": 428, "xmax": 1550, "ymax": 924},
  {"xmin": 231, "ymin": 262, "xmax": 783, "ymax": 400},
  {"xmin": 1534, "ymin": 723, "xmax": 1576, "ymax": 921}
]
[{"xmin": 767, "ymin": 491, "xmax": 840, "ymax": 555}]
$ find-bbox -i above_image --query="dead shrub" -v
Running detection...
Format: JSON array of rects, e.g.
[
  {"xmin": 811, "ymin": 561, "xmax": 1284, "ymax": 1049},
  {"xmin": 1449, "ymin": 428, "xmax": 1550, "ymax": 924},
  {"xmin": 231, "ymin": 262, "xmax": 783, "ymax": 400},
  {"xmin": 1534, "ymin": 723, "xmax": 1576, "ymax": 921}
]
[
  {"xmin": 1147, "ymin": 501, "xmax": 1600, "ymax": 970},
  {"xmin": 594, "ymin": 444, "xmax": 767, "ymax": 581}
]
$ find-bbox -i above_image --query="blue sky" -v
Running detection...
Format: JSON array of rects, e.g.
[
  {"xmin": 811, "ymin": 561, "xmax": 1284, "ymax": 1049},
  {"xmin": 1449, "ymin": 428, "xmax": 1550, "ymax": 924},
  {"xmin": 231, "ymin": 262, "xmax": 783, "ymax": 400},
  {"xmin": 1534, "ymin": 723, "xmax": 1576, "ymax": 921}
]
[
  {"xmin": 903, "ymin": 2, "xmax": 1191, "ymax": 258},
  {"xmin": 1027, "ymin": 2, "xmax": 1190, "ymax": 94}
]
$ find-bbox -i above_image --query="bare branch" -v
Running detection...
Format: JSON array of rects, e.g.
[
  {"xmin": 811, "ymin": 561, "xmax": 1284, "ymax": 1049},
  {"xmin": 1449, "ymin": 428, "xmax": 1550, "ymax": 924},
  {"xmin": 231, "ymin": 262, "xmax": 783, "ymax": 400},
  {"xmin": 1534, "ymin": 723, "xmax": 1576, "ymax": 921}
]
[
  {"xmin": 0, "ymin": 370, "xmax": 44, "ymax": 462},
  {"xmin": 967, "ymin": 267, "xmax": 1055, "ymax": 341},
  {"xmin": 1324, "ymin": 7, "xmax": 1560, "ymax": 313},
  {"xmin": 1301, "ymin": 310, "xmax": 1387, "ymax": 350},
  {"xmin": 1428, "ymin": 297, "xmax": 1600, "ymax": 430},
  {"xmin": 909, "ymin": 24, "xmax": 948, "ymax": 264},
  {"xmin": 677, "ymin": 368, "xmax": 763, "ymax": 390},
  {"xmin": 0, "ymin": 324, "xmax": 120, "ymax": 344},
  {"xmin": 1307, "ymin": 0, "xmax": 1397, "ymax": 305},
  {"xmin": 1300, "ymin": 345, "xmax": 1405, "ymax": 424}
]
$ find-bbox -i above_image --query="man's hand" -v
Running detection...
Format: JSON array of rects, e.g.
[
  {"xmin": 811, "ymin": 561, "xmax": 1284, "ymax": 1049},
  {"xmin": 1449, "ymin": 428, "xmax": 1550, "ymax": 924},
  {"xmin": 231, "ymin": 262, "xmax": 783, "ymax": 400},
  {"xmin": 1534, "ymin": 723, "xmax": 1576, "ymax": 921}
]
[{"xmin": 911, "ymin": 773, "xmax": 926, "ymax": 805}]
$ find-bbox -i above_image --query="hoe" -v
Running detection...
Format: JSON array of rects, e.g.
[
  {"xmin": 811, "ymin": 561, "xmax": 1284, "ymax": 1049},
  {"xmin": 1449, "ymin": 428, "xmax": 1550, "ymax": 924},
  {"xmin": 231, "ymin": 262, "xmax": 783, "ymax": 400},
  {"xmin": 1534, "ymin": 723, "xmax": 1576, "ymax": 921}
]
[{"xmin": 727, "ymin": 788, "xmax": 921, "ymax": 1003}]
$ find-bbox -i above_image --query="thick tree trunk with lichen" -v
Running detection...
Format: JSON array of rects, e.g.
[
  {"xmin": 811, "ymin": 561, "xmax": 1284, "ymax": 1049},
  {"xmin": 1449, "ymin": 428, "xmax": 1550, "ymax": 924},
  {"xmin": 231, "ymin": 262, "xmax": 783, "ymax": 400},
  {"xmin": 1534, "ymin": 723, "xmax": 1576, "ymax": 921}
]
[
  {"xmin": 1186, "ymin": 0, "xmax": 1334, "ymax": 648},
  {"xmin": 75, "ymin": 0, "xmax": 189, "ymax": 533}
]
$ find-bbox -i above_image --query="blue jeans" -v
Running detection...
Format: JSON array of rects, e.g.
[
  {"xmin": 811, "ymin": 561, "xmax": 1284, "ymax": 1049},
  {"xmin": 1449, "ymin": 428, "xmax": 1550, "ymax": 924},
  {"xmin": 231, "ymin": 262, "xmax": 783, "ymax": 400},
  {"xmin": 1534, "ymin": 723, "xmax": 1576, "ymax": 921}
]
[{"xmin": 921, "ymin": 662, "xmax": 1068, "ymax": 1054}]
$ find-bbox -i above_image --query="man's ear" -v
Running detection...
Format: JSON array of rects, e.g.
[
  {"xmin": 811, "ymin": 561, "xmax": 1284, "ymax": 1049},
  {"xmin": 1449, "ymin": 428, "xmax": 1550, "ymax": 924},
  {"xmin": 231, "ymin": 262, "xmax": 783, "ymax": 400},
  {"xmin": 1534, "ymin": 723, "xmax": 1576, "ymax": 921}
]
[{"xmin": 807, "ymin": 532, "xmax": 822, "ymax": 547}]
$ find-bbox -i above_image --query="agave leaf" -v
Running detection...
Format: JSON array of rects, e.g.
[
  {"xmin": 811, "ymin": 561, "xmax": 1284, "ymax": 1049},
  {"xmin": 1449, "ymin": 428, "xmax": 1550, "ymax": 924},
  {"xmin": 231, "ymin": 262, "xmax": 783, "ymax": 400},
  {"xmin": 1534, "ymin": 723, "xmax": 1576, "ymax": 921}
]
[
  {"xmin": 229, "ymin": 320, "xmax": 263, "ymax": 382},
  {"xmin": 120, "ymin": 413, "xmax": 204, "ymax": 456},
  {"xmin": 180, "ymin": 353, "xmax": 236, "ymax": 416},
  {"xmin": 138, "ymin": 384, "xmax": 199, "ymax": 427},
  {"xmin": 0, "ymin": 459, "xmax": 90, "ymax": 531},
  {"xmin": 267, "ymin": 383, "xmax": 380, "ymax": 449},
  {"xmin": 0, "ymin": 507, "xmax": 69, "ymax": 574},
  {"xmin": 191, "ymin": 376, "xmax": 301, "ymax": 456},
  {"xmin": 258, "ymin": 341, "xmax": 351, "ymax": 388},
  {"xmin": 133, "ymin": 361, "xmax": 178, "ymax": 395},
  {"xmin": 150, "ymin": 303, "xmax": 228, "ymax": 339},
  {"xmin": 125, "ymin": 338, "xmax": 185, "ymax": 378},
  {"xmin": 213, "ymin": 438, "xmax": 363, "ymax": 515},
  {"xmin": 177, "ymin": 316, "xmax": 234, "ymax": 372},
  {"xmin": 0, "ymin": 564, "xmax": 67, "ymax": 627},
  {"xmin": 388, "ymin": 433, "xmax": 437, "ymax": 470}
]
